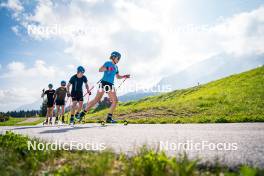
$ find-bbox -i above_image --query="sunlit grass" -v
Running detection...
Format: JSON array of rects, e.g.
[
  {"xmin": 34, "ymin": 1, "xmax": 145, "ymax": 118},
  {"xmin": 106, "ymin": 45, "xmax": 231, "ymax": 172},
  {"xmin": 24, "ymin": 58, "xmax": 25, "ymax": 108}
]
[
  {"xmin": 0, "ymin": 117, "xmax": 46, "ymax": 126},
  {"xmin": 83, "ymin": 66, "xmax": 264, "ymax": 124}
]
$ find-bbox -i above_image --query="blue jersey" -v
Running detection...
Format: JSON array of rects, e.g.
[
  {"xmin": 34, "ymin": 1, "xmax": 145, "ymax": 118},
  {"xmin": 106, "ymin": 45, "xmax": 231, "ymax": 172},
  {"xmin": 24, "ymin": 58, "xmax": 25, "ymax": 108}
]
[{"xmin": 101, "ymin": 61, "xmax": 119, "ymax": 84}]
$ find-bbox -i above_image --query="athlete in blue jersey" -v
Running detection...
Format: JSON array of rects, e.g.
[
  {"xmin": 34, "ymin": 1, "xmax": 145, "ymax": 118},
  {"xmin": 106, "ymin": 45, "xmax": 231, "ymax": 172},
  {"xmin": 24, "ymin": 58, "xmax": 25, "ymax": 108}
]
[{"xmin": 78, "ymin": 51, "xmax": 130, "ymax": 123}]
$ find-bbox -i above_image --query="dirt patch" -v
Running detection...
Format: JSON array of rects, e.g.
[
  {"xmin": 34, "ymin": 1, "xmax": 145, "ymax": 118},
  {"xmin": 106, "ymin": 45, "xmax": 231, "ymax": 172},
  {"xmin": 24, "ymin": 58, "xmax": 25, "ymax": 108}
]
[{"xmin": 17, "ymin": 118, "xmax": 40, "ymax": 124}]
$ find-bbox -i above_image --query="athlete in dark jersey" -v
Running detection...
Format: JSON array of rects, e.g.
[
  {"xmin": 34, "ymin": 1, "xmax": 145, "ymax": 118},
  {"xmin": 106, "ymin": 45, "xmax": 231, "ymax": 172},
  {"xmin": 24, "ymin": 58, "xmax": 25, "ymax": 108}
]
[
  {"xmin": 67, "ymin": 66, "xmax": 90, "ymax": 124},
  {"xmin": 41, "ymin": 84, "xmax": 55, "ymax": 124},
  {"xmin": 54, "ymin": 80, "xmax": 67, "ymax": 123}
]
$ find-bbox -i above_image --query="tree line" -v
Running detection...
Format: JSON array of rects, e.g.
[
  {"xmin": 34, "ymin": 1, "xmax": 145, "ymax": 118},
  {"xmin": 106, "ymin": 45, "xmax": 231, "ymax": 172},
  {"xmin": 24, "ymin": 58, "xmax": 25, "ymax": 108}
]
[{"xmin": 0, "ymin": 110, "xmax": 40, "ymax": 118}]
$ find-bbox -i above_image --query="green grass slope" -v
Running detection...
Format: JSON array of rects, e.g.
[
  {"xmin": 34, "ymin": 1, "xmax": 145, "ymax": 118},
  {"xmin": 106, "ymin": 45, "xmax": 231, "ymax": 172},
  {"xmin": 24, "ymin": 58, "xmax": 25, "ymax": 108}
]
[
  {"xmin": 0, "ymin": 117, "xmax": 45, "ymax": 126},
  {"xmin": 84, "ymin": 66, "xmax": 264, "ymax": 123}
]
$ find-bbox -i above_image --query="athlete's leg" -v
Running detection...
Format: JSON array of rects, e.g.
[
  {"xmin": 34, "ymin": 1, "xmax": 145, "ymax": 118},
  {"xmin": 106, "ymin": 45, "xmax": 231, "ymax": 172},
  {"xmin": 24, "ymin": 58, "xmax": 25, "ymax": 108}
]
[
  {"xmin": 69, "ymin": 100, "xmax": 77, "ymax": 124},
  {"xmin": 61, "ymin": 105, "xmax": 65, "ymax": 115},
  {"xmin": 107, "ymin": 89, "xmax": 118, "ymax": 114},
  {"xmin": 85, "ymin": 90, "xmax": 104, "ymax": 111},
  {"xmin": 55, "ymin": 105, "xmax": 60, "ymax": 122},
  {"xmin": 56, "ymin": 105, "xmax": 60, "ymax": 117},
  {"xmin": 61, "ymin": 105, "xmax": 65, "ymax": 123},
  {"xmin": 71, "ymin": 101, "xmax": 77, "ymax": 115},
  {"xmin": 77, "ymin": 101, "xmax": 83, "ymax": 114},
  {"xmin": 51, "ymin": 106, "xmax": 54, "ymax": 117},
  {"xmin": 47, "ymin": 107, "xmax": 53, "ymax": 124}
]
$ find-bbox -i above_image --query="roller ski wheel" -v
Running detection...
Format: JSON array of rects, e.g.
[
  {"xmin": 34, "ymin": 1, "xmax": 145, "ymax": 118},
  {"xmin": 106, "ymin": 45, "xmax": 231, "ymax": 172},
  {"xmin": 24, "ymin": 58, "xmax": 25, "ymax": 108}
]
[
  {"xmin": 124, "ymin": 120, "xmax": 128, "ymax": 126},
  {"xmin": 101, "ymin": 120, "xmax": 106, "ymax": 126}
]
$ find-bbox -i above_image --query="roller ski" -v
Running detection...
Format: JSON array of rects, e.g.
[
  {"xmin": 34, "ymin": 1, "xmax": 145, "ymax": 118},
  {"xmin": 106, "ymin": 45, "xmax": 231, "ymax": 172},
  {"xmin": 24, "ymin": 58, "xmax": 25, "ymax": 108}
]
[
  {"xmin": 55, "ymin": 116, "xmax": 59, "ymax": 125},
  {"xmin": 100, "ymin": 114, "xmax": 128, "ymax": 126},
  {"xmin": 43, "ymin": 118, "xmax": 49, "ymax": 125},
  {"xmin": 100, "ymin": 119, "xmax": 128, "ymax": 126},
  {"xmin": 49, "ymin": 117, "xmax": 53, "ymax": 125},
  {"xmin": 76, "ymin": 111, "xmax": 86, "ymax": 123},
  {"xmin": 61, "ymin": 116, "xmax": 65, "ymax": 124},
  {"xmin": 106, "ymin": 113, "xmax": 117, "ymax": 123}
]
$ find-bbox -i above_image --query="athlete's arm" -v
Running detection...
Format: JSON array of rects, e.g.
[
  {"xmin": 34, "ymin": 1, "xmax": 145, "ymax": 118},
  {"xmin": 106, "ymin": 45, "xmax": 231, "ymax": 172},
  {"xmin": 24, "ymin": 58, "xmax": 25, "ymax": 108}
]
[
  {"xmin": 116, "ymin": 73, "xmax": 130, "ymax": 79},
  {"xmin": 85, "ymin": 82, "xmax": 90, "ymax": 93},
  {"xmin": 66, "ymin": 83, "xmax": 71, "ymax": 97},
  {"xmin": 41, "ymin": 90, "xmax": 46, "ymax": 98},
  {"xmin": 99, "ymin": 65, "xmax": 107, "ymax": 72},
  {"xmin": 53, "ymin": 90, "xmax": 57, "ymax": 100}
]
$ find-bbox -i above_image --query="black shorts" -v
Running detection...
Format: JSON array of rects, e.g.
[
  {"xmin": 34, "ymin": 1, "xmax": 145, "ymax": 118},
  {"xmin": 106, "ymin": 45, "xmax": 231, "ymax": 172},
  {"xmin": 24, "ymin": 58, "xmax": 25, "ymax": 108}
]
[
  {"xmin": 47, "ymin": 101, "xmax": 54, "ymax": 108},
  {"xmin": 56, "ymin": 99, "xmax": 65, "ymax": 106},
  {"xmin": 99, "ymin": 80, "xmax": 114, "ymax": 92},
  {"xmin": 71, "ymin": 91, "xmax": 83, "ymax": 102}
]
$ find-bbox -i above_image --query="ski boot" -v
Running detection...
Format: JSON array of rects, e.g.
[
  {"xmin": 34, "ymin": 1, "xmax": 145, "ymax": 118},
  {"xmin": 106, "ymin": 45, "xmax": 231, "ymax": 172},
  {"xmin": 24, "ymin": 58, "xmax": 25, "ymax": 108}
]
[
  {"xmin": 77, "ymin": 111, "xmax": 86, "ymax": 122},
  {"xmin": 69, "ymin": 116, "xmax": 75, "ymax": 126},
  {"xmin": 55, "ymin": 116, "xmax": 59, "ymax": 125},
  {"xmin": 49, "ymin": 117, "xmax": 53, "ymax": 125},
  {"xmin": 106, "ymin": 114, "xmax": 117, "ymax": 123},
  {"xmin": 43, "ymin": 118, "xmax": 48, "ymax": 125},
  {"xmin": 61, "ymin": 116, "xmax": 65, "ymax": 124}
]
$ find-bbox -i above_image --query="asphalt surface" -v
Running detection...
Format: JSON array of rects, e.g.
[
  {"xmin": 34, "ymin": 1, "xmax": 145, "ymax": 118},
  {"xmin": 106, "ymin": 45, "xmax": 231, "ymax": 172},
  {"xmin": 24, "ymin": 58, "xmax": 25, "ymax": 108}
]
[{"xmin": 1, "ymin": 123, "xmax": 264, "ymax": 168}]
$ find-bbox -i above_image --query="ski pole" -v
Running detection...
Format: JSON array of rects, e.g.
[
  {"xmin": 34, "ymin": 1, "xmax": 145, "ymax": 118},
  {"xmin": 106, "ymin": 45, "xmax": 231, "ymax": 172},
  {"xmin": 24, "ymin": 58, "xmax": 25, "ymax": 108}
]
[
  {"xmin": 116, "ymin": 77, "xmax": 127, "ymax": 90},
  {"xmin": 82, "ymin": 79, "xmax": 101, "ymax": 98},
  {"xmin": 82, "ymin": 85, "xmax": 95, "ymax": 98}
]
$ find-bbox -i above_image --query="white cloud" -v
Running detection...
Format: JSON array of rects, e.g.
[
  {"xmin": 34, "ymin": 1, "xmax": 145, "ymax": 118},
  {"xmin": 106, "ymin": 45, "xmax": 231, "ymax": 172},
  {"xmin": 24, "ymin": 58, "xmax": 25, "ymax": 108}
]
[
  {"xmin": 211, "ymin": 6, "xmax": 264, "ymax": 56},
  {"xmin": 1, "ymin": 60, "xmax": 57, "ymax": 79},
  {"xmin": 0, "ymin": 0, "xmax": 24, "ymax": 17},
  {"xmin": 11, "ymin": 25, "xmax": 20, "ymax": 36},
  {"xmin": 17, "ymin": 1, "xmax": 263, "ymax": 78},
  {"xmin": 0, "ymin": 60, "xmax": 76, "ymax": 111}
]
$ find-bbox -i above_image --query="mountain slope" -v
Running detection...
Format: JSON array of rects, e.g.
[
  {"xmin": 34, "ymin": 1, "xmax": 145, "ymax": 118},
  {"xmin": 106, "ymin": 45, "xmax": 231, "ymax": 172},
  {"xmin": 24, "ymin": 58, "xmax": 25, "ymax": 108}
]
[
  {"xmin": 156, "ymin": 53, "xmax": 264, "ymax": 90},
  {"xmin": 85, "ymin": 66, "xmax": 264, "ymax": 123},
  {"xmin": 119, "ymin": 53, "xmax": 263, "ymax": 102}
]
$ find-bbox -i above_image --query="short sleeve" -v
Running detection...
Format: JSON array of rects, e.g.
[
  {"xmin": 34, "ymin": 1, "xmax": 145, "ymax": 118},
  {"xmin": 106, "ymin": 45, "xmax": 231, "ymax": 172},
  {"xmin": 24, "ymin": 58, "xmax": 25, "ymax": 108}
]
[
  {"xmin": 44, "ymin": 90, "xmax": 48, "ymax": 95},
  {"xmin": 103, "ymin": 61, "xmax": 109, "ymax": 68},
  {"xmin": 55, "ymin": 88, "xmax": 59, "ymax": 95},
  {"xmin": 83, "ymin": 76, "xmax": 88, "ymax": 83},
  {"xmin": 116, "ymin": 66, "xmax": 119, "ymax": 75},
  {"xmin": 69, "ymin": 75, "xmax": 75, "ymax": 84}
]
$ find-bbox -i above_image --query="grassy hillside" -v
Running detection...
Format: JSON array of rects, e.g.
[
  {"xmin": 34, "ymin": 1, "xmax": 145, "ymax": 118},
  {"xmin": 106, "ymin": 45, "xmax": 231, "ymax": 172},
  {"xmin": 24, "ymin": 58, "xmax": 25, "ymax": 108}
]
[
  {"xmin": 0, "ymin": 117, "xmax": 45, "ymax": 126},
  {"xmin": 84, "ymin": 66, "xmax": 264, "ymax": 123}
]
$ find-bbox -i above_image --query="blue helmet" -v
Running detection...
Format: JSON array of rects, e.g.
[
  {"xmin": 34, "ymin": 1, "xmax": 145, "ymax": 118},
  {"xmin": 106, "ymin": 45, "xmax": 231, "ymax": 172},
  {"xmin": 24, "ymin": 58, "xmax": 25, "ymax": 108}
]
[
  {"xmin": 111, "ymin": 51, "xmax": 121, "ymax": 59},
  {"xmin": 48, "ymin": 83, "xmax": 53, "ymax": 88},
  {"xmin": 61, "ymin": 80, "xmax": 66, "ymax": 85},
  {"xmin": 77, "ymin": 66, "xmax": 85, "ymax": 73}
]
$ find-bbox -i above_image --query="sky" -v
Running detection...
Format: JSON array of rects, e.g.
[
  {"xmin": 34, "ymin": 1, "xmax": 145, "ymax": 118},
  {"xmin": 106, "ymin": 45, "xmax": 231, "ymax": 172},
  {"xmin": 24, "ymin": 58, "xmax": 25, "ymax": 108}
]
[{"xmin": 0, "ymin": 0, "xmax": 263, "ymax": 112}]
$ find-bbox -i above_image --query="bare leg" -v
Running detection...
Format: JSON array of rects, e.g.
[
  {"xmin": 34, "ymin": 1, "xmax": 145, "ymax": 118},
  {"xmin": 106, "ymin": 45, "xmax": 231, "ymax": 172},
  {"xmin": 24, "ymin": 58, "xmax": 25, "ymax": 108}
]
[
  {"xmin": 85, "ymin": 90, "xmax": 104, "ymax": 111},
  {"xmin": 71, "ymin": 101, "xmax": 77, "ymax": 115},
  {"xmin": 56, "ymin": 105, "xmax": 60, "ymax": 117},
  {"xmin": 107, "ymin": 90, "xmax": 118, "ymax": 115},
  {"xmin": 77, "ymin": 101, "xmax": 83, "ymax": 114},
  {"xmin": 61, "ymin": 105, "xmax": 65, "ymax": 115}
]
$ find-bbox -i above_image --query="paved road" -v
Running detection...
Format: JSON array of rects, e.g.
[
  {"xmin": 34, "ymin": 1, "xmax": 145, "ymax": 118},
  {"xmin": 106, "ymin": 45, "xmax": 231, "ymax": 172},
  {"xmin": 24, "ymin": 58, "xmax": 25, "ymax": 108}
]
[{"xmin": 1, "ymin": 123, "xmax": 264, "ymax": 168}]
